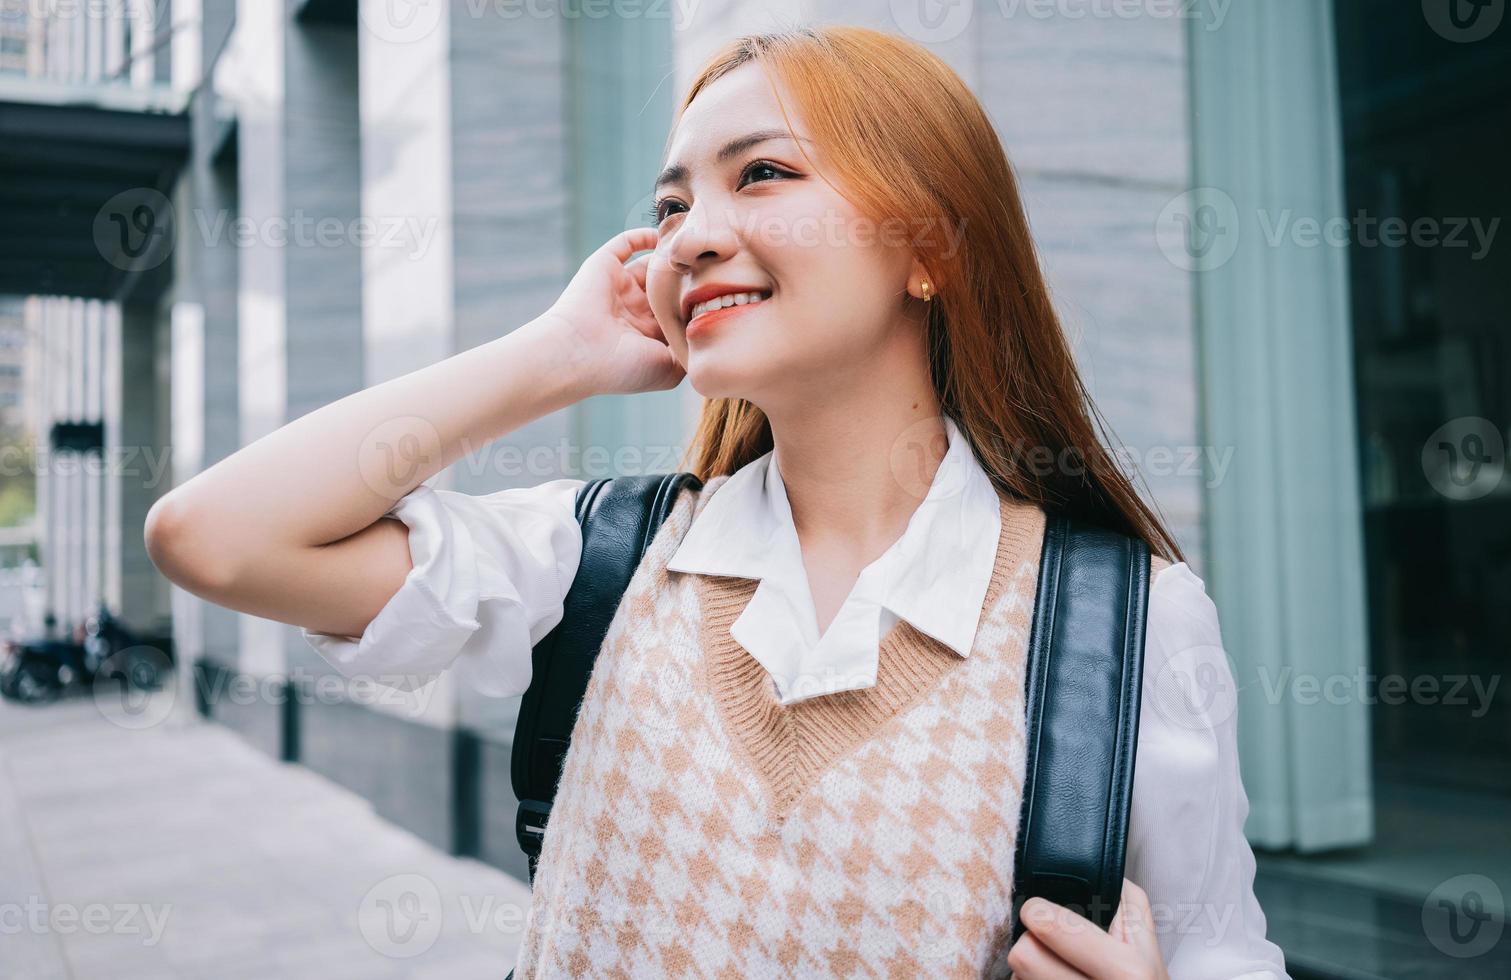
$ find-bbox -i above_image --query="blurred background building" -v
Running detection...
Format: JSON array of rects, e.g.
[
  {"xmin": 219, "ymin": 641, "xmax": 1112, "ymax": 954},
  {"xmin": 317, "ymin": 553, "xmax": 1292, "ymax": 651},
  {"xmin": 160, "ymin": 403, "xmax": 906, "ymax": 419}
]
[{"xmin": 0, "ymin": 1, "xmax": 1506, "ymax": 976}]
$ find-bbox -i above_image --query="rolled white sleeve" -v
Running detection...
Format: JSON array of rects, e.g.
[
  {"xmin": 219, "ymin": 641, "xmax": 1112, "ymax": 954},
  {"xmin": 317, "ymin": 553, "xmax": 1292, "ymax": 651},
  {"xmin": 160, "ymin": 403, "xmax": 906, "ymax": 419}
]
[
  {"xmin": 1125, "ymin": 562, "xmax": 1291, "ymax": 980},
  {"xmin": 301, "ymin": 477, "xmax": 585, "ymax": 698}
]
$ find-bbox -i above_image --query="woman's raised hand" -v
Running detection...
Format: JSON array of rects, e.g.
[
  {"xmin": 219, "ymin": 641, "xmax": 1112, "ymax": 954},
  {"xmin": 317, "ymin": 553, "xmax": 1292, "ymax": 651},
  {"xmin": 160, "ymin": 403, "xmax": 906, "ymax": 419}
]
[{"xmin": 539, "ymin": 226, "xmax": 686, "ymax": 396}]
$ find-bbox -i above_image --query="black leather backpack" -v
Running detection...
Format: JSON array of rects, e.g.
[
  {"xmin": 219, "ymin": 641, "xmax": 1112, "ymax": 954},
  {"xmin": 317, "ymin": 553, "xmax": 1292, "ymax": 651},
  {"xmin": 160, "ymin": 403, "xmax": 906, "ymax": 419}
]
[{"xmin": 508, "ymin": 472, "xmax": 1151, "ymax": 954}]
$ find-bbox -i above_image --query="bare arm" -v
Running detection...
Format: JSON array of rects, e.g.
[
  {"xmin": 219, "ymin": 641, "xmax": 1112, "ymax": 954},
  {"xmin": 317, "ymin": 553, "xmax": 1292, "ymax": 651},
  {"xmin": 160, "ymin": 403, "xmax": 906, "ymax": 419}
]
[
  {"xmin": 146, "ymin": 228, "xmax": 682, "ymax": 640},
  {"xmin": 145, "ymin": 315, "xmax": 591, "ymax": 638}
]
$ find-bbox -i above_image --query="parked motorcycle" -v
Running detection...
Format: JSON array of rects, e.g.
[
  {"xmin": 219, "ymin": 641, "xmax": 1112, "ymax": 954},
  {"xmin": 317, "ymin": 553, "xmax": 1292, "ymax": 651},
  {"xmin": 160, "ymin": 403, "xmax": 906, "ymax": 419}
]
[{"xmin": 0, "ymin": 605, "xmax": 173, "ymax": 704}]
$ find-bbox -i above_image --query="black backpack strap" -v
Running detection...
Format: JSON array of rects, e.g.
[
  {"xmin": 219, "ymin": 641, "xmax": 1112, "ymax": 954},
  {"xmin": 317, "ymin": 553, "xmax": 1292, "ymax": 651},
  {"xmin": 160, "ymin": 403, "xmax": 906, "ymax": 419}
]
[
  {"xmin": 1010, "ymin": 511, "xmax": 1152, "ymax": 943},
  {"xmin": 510, "ymin": 472, "xmax": 703, "ymax": 884}
]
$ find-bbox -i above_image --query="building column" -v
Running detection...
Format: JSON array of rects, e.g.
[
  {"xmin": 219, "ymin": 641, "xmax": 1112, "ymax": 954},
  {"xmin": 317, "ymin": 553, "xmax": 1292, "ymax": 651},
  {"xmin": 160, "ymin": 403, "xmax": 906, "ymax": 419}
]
[
  {"xmin": 356, "ymin": 0, "xmax": 578, "ymax": 861},
  {"xmin": 281, "ymin": 6, "xmax": 365, "ymax": 678},
  {"xmin": 230, "ymin": 0, "xmax": 366, "ymax": 672},
  {"xmin": 1189, "ymin": 1, "xmax": 1372, "ymax": 851},
  {"xmin": 117, "ymin": 300, "xmax": 165, "ymax": 634},
  {"xmin": 193, "ymin": 0, "xmax": 243, "ymax": 672},
  {"xmin": 358, "ymin": 0, "xmax": 578, "ymax": 502},
  {"xmin": 154, "ymin": 0, "xmax": 241, "ymax": 717},
  {"xmin": 201, "ymin": 0, "xmax": 367, "ymax": 755},
  {"xmin": 232, "ymin": 0, "xmax": 289, "ymax": 689}
]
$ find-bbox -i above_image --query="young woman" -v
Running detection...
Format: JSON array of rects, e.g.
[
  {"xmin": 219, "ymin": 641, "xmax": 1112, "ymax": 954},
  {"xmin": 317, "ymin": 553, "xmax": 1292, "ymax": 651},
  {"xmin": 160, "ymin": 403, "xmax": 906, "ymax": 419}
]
[{"xmin": 147, "ymin": 26, "xmax": 1289, "ymax": 980}]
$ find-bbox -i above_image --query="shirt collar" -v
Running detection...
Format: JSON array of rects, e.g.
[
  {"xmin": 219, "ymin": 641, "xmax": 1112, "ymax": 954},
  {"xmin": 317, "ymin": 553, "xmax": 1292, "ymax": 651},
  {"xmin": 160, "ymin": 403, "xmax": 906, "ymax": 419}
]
[{"xmin": 666, "ymin": 415, "xmax": 1002, "ymax": 666}]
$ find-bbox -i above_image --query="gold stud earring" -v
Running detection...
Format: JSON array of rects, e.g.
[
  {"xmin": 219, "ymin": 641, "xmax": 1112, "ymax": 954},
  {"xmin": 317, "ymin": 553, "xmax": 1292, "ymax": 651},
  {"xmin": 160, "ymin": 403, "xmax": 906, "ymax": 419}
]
[{"xmin": 920, "ymin": 279, "xmax": 932, "ymax": 303}]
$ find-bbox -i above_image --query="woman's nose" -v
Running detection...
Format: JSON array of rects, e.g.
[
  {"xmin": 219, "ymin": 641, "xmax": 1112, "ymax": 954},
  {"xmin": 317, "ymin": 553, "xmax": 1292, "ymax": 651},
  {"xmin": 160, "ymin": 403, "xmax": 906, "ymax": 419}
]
[{"xmin": 663, "ymin": 199, "xmax": 740, "ymax": 272}]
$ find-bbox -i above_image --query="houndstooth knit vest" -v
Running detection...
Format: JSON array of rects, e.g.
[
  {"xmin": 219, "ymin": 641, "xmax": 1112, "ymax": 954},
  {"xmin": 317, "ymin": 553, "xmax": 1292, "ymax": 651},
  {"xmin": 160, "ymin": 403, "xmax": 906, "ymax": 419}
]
[{"xmin": 512, "ymin": 472, "xmax": 1051, "ymax": 978}]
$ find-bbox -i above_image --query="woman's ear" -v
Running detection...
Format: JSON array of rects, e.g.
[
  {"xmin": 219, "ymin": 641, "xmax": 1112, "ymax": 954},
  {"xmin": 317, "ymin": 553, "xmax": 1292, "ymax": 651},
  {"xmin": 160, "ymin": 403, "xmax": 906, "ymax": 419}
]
[{"xmin": 907, "ymin": 259, "xmax": 938, "ymax": 303}]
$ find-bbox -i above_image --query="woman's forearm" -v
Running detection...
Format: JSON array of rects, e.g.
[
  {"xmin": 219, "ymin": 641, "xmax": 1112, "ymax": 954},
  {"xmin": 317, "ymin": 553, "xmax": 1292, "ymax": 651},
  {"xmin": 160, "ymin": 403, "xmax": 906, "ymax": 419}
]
[{"xmin": 146, "ymin": 314, "xmax": 593, "ymax": 593}]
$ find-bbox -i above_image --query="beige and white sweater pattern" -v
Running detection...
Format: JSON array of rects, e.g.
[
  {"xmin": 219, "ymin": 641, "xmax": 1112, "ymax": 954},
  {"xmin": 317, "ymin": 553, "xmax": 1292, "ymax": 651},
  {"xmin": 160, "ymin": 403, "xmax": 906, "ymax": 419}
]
[{"xmin": 513, "ymin": 473, "xmax": 1053, "ymax": 978}]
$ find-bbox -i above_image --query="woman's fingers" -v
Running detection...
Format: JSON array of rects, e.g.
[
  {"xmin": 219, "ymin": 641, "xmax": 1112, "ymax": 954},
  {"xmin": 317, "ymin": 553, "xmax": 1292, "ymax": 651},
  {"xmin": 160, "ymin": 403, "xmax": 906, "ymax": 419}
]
[
  {"xmin": 1011, "ymin": 880, "xmax": 1170, "ymax": 980},
  {"xmin": 1013, "ymin": 898, "xmax": 1103, "ymax": 977},
  {"xmin": 1013, "ymin": 897, "xmax": 1126, "ymax": 979},
  {"xmin": 619, "ymin": 255, "xmax": 669, "ymax": 343},
  {"xmin": 625, "ymin": 251, "xmax": 652, "ymax": 294},
  {"xmin": 605, "ymin": 225, "xmax": 659, "ymax": 265},
  {"xmin": 1006, "ymin": 927, "xmax": 1086, "ymax": 979}
]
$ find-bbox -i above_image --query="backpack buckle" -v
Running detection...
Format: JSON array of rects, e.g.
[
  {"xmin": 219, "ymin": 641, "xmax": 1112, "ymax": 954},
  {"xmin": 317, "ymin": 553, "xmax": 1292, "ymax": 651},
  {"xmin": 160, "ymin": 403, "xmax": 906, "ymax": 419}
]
[{"xmin": 516, "ymin": 798, "xmax": 552, "ymax": 858}]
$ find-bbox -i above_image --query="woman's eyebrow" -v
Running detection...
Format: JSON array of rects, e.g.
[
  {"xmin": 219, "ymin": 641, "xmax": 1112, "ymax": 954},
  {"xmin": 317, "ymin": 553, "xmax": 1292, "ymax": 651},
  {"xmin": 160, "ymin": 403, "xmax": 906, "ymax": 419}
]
[{"xmin": 654, "ymin": 130, "xmax": 812, "ymax": 191}]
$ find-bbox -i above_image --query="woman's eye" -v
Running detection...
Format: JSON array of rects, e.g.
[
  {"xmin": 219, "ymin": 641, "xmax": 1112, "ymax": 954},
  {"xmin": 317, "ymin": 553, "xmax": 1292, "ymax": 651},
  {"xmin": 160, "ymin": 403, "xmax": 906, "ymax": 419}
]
[
  {"xmin": 739, "ymin": 160, "xmax": 790, "ymax": 186},
  {"xmin": 647, "ymin": 198, "xmax": 681, "ymax": 225},
  {"xmin": 646, "ymin": 161, "xmax": 793, "ymax": 225}
]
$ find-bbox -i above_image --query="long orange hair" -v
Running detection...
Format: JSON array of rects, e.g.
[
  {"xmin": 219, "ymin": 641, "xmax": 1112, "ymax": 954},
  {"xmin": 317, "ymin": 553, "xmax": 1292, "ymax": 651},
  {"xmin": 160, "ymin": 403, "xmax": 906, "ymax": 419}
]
[{"xmin": 673, "ymin": 25, "xmax": 1186, "ymax": 565}]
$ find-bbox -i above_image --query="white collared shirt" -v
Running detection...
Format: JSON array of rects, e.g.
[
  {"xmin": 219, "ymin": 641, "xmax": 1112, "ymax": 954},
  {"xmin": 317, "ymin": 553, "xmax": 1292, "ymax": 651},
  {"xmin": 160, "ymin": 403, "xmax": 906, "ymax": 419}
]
[
  {"xmin": 664, "ymin": 416, "xmax": 1001, "ymax": 705},
  {"xmin": 302, "ymin": 428, "xmax": 1291, "ymax": 979}
]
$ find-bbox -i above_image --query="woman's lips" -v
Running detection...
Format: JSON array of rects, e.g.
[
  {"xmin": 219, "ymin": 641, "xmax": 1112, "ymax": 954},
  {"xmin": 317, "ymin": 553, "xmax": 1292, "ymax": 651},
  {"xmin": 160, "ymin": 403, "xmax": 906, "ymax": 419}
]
[{"xmin": 686, "ymin": 298, "xmax": 766, "ymax": 341}]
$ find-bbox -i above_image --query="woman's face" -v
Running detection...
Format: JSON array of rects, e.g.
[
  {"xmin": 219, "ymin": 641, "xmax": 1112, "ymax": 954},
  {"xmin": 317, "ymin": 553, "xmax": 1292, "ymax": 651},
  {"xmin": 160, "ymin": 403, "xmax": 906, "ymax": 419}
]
[{"xmin": 646, "ymin": 62, "xmax": 921, "ymax": 408}]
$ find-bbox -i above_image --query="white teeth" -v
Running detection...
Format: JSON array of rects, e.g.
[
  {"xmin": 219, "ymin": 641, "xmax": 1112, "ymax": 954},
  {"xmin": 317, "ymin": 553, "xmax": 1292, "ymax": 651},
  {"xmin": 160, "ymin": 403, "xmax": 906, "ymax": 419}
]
[{"xmin": 690, "ymin": 290, "xmax": 771, "ymax": 320}]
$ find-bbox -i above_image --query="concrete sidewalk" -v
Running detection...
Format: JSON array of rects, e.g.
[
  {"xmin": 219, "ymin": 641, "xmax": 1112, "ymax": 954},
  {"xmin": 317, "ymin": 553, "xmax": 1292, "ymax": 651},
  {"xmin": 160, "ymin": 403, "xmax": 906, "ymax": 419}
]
[{"xmin": 0, "ymin": 679, "xmax": 532, "ymax": 979}]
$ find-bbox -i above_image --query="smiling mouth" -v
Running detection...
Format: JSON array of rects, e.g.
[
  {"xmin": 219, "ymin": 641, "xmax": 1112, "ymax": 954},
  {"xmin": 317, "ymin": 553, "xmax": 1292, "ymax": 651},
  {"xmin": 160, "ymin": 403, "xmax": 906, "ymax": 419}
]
[{"xmin": 686, "ymin": 290, "xmax": 773, "ymax": 325}]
